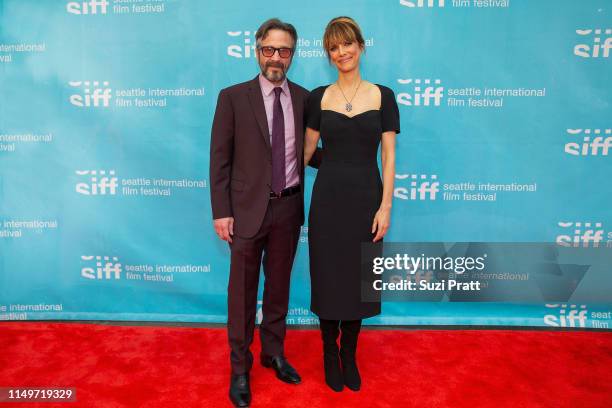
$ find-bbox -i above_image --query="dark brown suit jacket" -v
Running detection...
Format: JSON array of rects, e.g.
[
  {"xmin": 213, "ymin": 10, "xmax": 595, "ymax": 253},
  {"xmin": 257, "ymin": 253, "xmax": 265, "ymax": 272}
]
[{"xmin": 210, "ymin": 76, "xmax": 319, "ymax": 238}]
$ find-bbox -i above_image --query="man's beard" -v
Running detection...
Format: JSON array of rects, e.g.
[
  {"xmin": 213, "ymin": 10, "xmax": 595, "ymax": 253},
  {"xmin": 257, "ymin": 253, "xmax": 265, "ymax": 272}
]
[{"xmin": 261, "ymin": 61, "xmax": 287, "ymax": 82}]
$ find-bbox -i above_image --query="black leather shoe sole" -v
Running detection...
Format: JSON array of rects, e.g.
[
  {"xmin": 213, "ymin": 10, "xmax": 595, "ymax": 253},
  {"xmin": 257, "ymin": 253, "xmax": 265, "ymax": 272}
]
[
  {"xmin": 229, "ymin": 392, "xmax": 250, "ymax": 408},
  {"xmin": 261, "ymin": 359, "xmax": 302, "ymax": 384},
  {"xmin": 276, "ymin": 373, "xmax": 301, "ymax": 384}
]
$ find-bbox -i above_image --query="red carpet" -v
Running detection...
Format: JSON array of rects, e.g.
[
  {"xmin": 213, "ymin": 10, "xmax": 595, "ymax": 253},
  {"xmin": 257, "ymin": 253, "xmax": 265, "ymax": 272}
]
[{"xmin": 0, "ymin": 323, "xmax": 611, "ymax": 407}]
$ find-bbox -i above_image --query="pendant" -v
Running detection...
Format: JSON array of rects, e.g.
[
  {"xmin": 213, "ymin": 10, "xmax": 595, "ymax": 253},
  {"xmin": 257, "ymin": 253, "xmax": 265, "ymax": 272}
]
[{"xmin": 345, "ymin": 103, "xmax": 352, "ymax": 112}]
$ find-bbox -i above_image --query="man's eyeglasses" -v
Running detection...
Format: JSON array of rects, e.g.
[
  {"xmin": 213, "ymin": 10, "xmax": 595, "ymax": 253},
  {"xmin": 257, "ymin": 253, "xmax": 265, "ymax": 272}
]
[{"xmin": 258, "ymin": 46, "xmax": 293, "ymax": 58}]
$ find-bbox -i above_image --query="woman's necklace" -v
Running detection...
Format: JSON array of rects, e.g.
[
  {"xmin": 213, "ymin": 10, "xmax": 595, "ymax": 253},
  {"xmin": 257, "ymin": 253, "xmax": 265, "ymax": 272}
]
[{"xmin": 336, "ymin": 80, "xmax": 362, "ymax": 112}]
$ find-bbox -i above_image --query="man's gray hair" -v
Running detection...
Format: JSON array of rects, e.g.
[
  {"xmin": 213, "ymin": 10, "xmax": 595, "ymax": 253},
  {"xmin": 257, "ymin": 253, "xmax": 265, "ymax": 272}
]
[{"xmin": 255, "ymin": 18, "xmax": 298, "ymax": 49}]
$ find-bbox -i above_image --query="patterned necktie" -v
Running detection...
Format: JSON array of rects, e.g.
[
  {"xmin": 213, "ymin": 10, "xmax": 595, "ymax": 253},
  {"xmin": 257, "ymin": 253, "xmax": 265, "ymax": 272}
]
[{"xmin": 271, "ymin": 87, "xmax": 286, "ymax": 195}]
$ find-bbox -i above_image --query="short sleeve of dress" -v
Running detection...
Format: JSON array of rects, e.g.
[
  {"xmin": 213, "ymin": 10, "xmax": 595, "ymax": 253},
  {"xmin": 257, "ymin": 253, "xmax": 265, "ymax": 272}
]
[
  {"xmin": 306, "ymin": 86, "xmax": 325, "ymax": 131},
  {"xmin": 380, "ymin": 85, "xmax": 400, "ymax": 134}
]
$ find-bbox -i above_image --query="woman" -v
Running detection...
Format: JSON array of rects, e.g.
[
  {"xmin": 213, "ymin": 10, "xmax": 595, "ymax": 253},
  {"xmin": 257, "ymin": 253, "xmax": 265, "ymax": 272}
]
[{"xmin": 304, "ymin": 16, "xmax": 400, "ymax": 392}]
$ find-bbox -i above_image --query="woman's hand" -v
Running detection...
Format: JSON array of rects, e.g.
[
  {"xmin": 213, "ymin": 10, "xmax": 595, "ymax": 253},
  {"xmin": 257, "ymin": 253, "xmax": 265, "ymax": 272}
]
[
  {"xmin": 371, "ymin": 206, "xmax": 391, "ymax": 242},
  {"xmin": 304, "ymin": 127, "xmax": 320, "ymax": 167}
]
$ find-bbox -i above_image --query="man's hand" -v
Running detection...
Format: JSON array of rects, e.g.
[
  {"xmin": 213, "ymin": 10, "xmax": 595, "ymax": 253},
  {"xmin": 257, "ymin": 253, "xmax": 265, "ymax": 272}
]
[{"xmin": 214, "ymin": 217, "xmax": 234, "ymax": 243}]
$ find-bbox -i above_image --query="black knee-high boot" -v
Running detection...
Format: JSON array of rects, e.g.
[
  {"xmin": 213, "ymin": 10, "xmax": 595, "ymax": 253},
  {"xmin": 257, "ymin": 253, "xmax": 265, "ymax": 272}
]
[
  {"xmin": 319, "ymin": 319, "xmax": 343, "ymax": 392},
  {"xmin": 340, "ymin": 319, "xmax": 362, "ymax": 391}
]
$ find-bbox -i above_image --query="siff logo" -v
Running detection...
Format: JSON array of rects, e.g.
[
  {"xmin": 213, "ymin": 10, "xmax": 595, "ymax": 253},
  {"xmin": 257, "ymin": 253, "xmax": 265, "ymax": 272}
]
[
  {"xmin": 544, "ymin": 304, "xmax": 588, "ymax": 328},
  {"xmin": 394, "ymin": 174, "xmax": 440, "ymax": 200},
  {"xmin": 574, "ymin": 29, "xmax": 612, "ymax": 58},
  {"xmin": 75, "ymin": 170, "xmax": 118, "ymax": 195},
  {"xmin": 227, "ymin": 31, "xmax": 256, "ymax": 58},
  {"xmin": 565, "ymin": 129, "xmax": 611, "ymax": 156},
  {"xmin": 397, "ymin": 78, "xmax": 444, "ymax": 107},
  {"xmin": 400, "ymin": 0, "xmax": 445, "ymax": 7},
  {"xmin": 69, "ymin": 81, "xmax": 112, "ymax": 107},
  {"xmin": 81, "ymin": 255, "xmax": 122, "ymax": 280},
  {"xmin": 66, "ymin": 0, "xmax": 109, "ymax": 15},
  {"xmin": 556, "ymin": 222, "xmax": 606, "ymax": 248}
]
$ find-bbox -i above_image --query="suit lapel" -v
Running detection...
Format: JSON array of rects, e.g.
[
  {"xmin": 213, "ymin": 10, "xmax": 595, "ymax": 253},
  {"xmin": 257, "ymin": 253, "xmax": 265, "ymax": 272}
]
[
  {"xmin": 288, "ymin": 80, "xmax": 304, "ymax": 170},
  {"xmin": 247, "ymin": 76, "xmax": 271, "ymax": 151}
]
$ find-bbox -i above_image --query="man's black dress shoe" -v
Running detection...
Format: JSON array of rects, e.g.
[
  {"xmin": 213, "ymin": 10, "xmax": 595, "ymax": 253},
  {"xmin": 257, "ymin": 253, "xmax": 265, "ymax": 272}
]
[
  {"xmin": 229, "ymin": 374, "xmax": 251, "ymax": 407},
  {"xmin": 261, "ymin": 355, "xmax": 302, "ymax": 384}
]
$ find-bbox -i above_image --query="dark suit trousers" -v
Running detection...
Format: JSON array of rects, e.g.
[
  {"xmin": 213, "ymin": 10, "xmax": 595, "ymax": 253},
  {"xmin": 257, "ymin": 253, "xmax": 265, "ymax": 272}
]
[{"xmin": 227, "ymin": 193, "xmax": 301, "ymax": 375}]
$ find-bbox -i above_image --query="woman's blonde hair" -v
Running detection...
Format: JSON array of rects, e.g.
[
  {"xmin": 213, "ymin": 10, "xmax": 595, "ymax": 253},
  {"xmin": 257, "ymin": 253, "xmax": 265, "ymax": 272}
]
[{"xmin": 323, "ymin": 16, "xmax": 365, "ymax": 60}]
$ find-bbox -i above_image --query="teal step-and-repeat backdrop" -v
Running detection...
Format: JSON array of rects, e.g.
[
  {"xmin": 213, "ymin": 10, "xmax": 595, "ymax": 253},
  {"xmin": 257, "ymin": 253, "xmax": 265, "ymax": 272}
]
[{"xmin": 1, "ymin": 0, "xmax": 611, "ymax": 328}]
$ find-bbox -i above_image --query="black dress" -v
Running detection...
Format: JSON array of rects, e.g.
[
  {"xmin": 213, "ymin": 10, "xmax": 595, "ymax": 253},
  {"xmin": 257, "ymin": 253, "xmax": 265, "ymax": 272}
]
[{"xmin": 306, "ymin": 84, "xmax": 401, "ymax": 321}]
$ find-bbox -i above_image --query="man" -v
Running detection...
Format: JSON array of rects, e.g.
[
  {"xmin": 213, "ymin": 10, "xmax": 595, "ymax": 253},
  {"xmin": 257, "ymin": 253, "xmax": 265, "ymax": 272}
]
[{"xmin": 210, "ymin": 18, "xmax": 320, "ymax": 408}]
